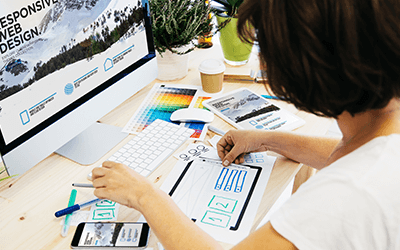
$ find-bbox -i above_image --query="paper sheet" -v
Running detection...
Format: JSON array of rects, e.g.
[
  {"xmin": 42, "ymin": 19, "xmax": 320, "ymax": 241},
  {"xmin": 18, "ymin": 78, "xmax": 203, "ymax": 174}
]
[
  {"xmin": 160, "ymin": 150, "xmax": 276, "ymax": 245},
  {"xmin": 122, "ymin": 83, "xmax": 217, "ymax": 141},
  {"xmin": 87, "ymin": 199, "xmax": 120, "ymax": 222},
  {"xmin": 63, "ymin": 199, "xmax": 120, "ymax": 226}
]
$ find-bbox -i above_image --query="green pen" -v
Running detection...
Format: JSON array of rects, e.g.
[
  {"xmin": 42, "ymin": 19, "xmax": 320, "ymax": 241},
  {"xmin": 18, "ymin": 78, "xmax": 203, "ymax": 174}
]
[{"xmin": 61, "ymin": 189, "xmax": 77, "ymax": 237}]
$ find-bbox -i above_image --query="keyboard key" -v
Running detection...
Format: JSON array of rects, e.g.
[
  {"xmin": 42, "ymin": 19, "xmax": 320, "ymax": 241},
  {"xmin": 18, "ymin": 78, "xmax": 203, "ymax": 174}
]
[
  {"xmin": 88, "ymin": 119, "xmax": 194, "ymax": 181},
  {"xmin": 129, "ymin": 162, "xmax": 139, "ymax": 169},
  {"xmin": 118, "ymin": 148, "xmax": 127, "ymax": 153},
  {"xmin": 176, "ymin": 127, "xmax": 188, "ymax": 135},
  {"xmin": 135, "ymin": 158, "xmax": 144, "ymax": 164},
  {"xmin": 146, "ymin": 149, "xmax": 173, "ymax": 171},
  {"xmin": 141, "ymin": 170, "xmax": 151, "ymax": 176}
]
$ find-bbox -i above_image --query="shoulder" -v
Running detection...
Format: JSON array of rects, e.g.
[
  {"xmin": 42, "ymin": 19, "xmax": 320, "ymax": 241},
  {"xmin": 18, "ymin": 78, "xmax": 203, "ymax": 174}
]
[{"xmin": 270, "ymin": 134, "xmax": 400, "ymax": 249}]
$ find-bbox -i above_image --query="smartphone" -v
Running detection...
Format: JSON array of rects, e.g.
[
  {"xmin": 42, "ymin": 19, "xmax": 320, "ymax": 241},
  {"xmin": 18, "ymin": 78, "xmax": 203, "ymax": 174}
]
[{"xmin": 71, "ymin": 222, "xmax": 150, "ymax": 248}]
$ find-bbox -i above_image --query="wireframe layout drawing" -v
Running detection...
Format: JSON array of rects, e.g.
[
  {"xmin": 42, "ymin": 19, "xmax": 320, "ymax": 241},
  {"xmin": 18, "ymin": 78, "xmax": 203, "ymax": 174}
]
[{"xmin": 168, "ymin": 158, "xmax": 261, "ymax": 231}]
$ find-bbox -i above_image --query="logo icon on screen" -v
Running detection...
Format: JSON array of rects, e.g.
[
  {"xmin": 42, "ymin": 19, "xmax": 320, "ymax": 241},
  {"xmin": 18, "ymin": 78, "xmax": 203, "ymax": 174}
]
[{"xmin": 64, "ymin": 83, "xmax": 74, "ymax": 95}]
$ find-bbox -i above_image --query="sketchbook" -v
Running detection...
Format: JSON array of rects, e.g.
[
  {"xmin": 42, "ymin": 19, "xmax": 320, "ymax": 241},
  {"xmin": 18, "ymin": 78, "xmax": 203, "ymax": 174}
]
[{"xmin": 202, "ymin": 88, "xmax": 305, "ymax": 131}]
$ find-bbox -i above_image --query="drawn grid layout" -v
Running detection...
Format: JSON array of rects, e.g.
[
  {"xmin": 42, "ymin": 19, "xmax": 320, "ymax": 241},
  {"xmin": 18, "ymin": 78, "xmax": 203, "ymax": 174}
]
[{"xmin": 169, "ymin": 159, "xmax": 262, "ymax": 231}]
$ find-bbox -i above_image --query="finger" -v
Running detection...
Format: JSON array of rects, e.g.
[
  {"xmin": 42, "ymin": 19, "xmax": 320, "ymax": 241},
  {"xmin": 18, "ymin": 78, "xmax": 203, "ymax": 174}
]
[
  {"xmin": 216, "ymin": 134, "xmax": 230, "ymax": 148},
  {"xmin": 93, "ymin": 187, "xmax": 112, "ymax": 200},
  {"xmin": 92, "ymin": 177, "xmax": 108, "ymax": 188},
  {"xmin": 222, "ymin": 144, "xmax": 245, "ymax": 167},
  {"xmin": 91, "ymin": 167, "xmax": 108, "ymax": 179},
  {"xmin": 102, "ymin": 161, "xmax": 118, "ymax": 169},
  {"xmin": 217, "ymin": 135, "xmax": 234, "ymax": 159},
  {"xmin": 233, "ymin": 154, "xmax": 245, "ymax": 165}
]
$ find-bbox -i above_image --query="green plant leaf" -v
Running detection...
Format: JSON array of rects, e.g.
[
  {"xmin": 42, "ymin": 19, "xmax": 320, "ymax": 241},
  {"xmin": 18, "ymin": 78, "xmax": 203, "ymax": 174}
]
[{"xmin": 150, "ymin": 0, "xmax": 214, "ymax": 54}]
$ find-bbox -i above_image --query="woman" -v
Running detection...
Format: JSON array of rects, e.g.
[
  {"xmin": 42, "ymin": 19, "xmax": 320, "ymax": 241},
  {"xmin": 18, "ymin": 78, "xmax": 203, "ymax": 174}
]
[{"xmin": 91, "ymin": 0, "xmax": 400, "ymax": 249}]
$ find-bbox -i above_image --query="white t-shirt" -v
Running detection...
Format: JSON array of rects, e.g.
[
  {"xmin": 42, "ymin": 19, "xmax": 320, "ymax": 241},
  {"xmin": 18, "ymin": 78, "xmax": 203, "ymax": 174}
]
[{"xmin": 270, "ymin": 134, "xmax": 400, "ymax": 250}]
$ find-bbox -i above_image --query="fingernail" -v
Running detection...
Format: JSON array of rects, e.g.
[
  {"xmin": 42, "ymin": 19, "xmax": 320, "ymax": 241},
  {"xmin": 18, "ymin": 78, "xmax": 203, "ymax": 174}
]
[{"xmin": 223, "ymin": 160, "xmax": 229, "ymax": 167}]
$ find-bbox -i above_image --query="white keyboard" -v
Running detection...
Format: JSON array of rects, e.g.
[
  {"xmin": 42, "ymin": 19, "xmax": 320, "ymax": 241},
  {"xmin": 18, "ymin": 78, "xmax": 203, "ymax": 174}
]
[{"xmin": 89, "ymin": 119, "xmax": 194, "ymax": 179}]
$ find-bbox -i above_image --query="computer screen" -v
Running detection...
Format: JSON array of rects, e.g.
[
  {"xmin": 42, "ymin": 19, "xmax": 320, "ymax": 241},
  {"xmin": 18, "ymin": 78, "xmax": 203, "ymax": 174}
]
[{"xmin": 0, "ymin": 0, "xmax": 157, "ymax": 176}]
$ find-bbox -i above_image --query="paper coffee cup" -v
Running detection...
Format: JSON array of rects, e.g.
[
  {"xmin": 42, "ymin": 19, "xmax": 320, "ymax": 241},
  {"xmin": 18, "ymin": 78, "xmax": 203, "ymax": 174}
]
[{"xmin": 198, "ymin": 59, "xmax": 226, "ymax": 93}]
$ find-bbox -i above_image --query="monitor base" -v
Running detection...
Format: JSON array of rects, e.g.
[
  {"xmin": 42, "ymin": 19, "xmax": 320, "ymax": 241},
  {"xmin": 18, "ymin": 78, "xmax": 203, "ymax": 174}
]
[{"xmin": 55, "ymin": 122, "xmax": 129, "ymax": 165}]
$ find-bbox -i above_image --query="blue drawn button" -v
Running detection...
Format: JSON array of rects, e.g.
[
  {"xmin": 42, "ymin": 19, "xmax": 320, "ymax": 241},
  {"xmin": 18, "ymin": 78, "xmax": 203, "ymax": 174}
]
[
  {"xmin": 104, "ymin": 58, "xmax": 113, "ymax": 71},
  {"xmin": 255, "ymin": 125, "xmax": 263, "ymax": 129},
  {"xmin": 20, "ymin": 110, "xmax": 30, "ymax": 125},
  {"xmin": 249, "ymin": 120, "xmax": 257, "ymax": 126},
  {"xmin": 64, "ymin": 83, "xmax": 74, "ymax": 95}
]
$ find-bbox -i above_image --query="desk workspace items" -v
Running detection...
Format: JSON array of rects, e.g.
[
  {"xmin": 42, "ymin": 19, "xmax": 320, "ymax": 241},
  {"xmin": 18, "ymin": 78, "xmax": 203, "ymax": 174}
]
[
  {"xmin": 203, "ymin": 87, "xmax": 305, "ymax": 131},
  {"xmin": 122, "ymin": 83, "xmax": 216, "ymax": 141},
  {"xmin": 61, "ymin": 189, "xmax": 77, "ymax": 237},
  {"xmin": 161, "ymin": 152, "xmax": 276, "ymax": 245},
  {"xmin": 55, "ymin": 198, "xmax": 102, "ymax": 217},
  {"xmin": 88, "ymin": 119, "xmax": 195, "ymax": 180},
  {"xmin": 170, "ymin": 108, "xmax": 214, "ymax": 123}
]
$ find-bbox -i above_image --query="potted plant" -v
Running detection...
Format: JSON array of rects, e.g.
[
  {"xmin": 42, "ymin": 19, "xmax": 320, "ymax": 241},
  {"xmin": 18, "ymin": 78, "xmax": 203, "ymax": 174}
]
[
  {"xmin": 211, "ymin": 0, "xmax": 254, "ymax": 66},
  {"xmin": 150, "ymin": 0, "xmax": 214, "ymax": 80}
]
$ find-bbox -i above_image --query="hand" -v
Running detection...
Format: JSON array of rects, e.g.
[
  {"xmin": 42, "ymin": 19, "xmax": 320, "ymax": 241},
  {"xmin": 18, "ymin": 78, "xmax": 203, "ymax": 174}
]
[
  {"xmin": 217, "ymin": 130, "xmax": 269, "ymax": 166},
  {"xmin": 91, "ymin": 161, "xmax": 155, "ymax": 212}
]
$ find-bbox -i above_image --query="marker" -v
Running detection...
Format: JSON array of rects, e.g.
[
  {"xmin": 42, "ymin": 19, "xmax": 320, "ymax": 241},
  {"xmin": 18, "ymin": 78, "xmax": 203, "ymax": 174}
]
[
  {"xmin": 72, "ymin": 183, "xmax": 94, "ymax": 188},
  {"xmin": 61, "ymin": 189, "xmax": 77, "ymax": 237},
  {"xmin": 208, "ymin": 125, "xmax": 226, "ymax": 136},
  {"xmin": 55, "ymin": 198, "xmax": 102, "ymax": 218},
  {"xmin": 261, "ymin": 95, "xmax": 286, "ymax": 101}
]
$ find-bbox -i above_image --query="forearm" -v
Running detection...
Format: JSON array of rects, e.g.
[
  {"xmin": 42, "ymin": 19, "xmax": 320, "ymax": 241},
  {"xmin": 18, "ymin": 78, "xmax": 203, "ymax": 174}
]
[
  {"xmin": 137, "ymin": 187, "xmax": 223, "ymax": 250},
  {"xmin": 264, "ymin": 131, "xmax": 340, "ymax": 170}
]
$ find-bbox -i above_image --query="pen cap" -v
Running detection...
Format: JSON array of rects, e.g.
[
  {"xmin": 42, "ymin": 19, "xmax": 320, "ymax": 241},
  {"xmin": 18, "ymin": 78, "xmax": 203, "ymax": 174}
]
[{"xmin": 55, "ymin": 204, "xmax": 80, "ymax": 217}]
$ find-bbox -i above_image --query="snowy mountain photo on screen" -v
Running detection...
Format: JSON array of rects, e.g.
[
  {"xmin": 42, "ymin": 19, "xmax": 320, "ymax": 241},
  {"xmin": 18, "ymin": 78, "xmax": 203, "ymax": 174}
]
[{"xmin": 0, "ymin": 0, "xmax": 145, "ymax": 101}]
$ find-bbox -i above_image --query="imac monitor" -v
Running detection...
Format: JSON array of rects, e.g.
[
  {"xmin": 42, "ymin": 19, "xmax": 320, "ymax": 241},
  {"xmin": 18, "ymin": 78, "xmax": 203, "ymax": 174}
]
[{"xmin": 0, "ymin": 0, "xmax": 157, "ymax": 176}]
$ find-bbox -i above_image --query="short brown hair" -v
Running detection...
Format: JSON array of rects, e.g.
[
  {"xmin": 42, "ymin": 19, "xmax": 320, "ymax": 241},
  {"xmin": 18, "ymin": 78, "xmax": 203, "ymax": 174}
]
[{"xmin": 237, "ymin": 0, "xmax": 400, "ymax": 118}]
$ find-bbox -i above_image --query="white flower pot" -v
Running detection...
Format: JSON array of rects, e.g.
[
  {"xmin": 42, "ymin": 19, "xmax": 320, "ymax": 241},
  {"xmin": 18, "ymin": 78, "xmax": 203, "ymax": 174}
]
[{"xmin": 156, "ymin": 47, "xmax": 191, "ymax": 81}]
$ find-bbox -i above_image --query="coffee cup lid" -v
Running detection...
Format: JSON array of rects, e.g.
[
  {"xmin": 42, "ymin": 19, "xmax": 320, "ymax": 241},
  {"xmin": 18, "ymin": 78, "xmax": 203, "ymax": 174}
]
[{"xmin": 198, "ymin": 59, "xmax": 226, "ymax": 75}]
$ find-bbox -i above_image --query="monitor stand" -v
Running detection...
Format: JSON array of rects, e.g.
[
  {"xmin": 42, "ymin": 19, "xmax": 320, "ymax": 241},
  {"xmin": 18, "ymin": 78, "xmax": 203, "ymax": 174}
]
[{"xmin": 55, "ymin": 122, "xmax": 129, "ymax": 165}]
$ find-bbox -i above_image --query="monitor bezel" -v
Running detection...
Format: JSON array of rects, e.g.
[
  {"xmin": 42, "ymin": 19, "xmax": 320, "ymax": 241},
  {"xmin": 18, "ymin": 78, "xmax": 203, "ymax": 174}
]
[{"xmin": 0, "ymin": 1, "xmax": 155, "ymax": 162}]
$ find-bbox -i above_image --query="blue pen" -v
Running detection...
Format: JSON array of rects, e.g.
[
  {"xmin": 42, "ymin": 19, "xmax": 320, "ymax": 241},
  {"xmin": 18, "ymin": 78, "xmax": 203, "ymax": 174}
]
[
  {"xmin": 261, "ymin": 94, "xmax": 283, "ymax": 100},
  {"xmin": 55, "ymin": 198, "xmax": 102, "ymax": 217}
]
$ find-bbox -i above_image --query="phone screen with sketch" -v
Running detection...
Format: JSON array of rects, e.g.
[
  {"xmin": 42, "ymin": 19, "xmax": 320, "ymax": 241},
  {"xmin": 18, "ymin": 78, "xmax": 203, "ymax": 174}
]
[{"xmin": 71, "ymin": 222, "xmax": 150, "ymax": 248}]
